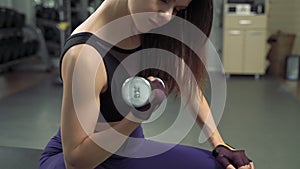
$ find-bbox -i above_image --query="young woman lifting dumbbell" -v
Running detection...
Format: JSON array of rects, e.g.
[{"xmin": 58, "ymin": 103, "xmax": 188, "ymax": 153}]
[{"xmin": 39, "ymin": 0, "xmax": 254, "ymax": 169}]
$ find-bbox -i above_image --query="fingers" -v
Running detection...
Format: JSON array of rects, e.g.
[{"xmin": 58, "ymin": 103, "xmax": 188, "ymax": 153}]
[
  {"xmin": 151, "ymin": 88, "xmax": 167, "ymax": 104},
  {"xmin": 216, "ymin": 157, "xmax": 231, "ymax": 169},
  {"xmin": 232, "ymin": 151, "xmax": 246, "ymax": 168},
  {"xmin": 225, "ymin": 164, "xmax": 252, "ymax": 169},
  {"xmin": 239, "ymin": 150, "xmax": 251, "ymax": 166},
  {"xmin": 226, "ymin": 164, "xmax": 235, "ymax": 169},
  {"xmin": 238, "ymin": 165, "xmax": 250, "ymax": 169},
  {"xmin": 147, "ymin": 76, "xmax": 155, "ymax": 81},
  {"xmin": 237, "ymin": 162, "xmax": 254, "ymax": 169},
  {"xmin": 148, "ymin": 78, "xmax": 167, "ymax": 104}
]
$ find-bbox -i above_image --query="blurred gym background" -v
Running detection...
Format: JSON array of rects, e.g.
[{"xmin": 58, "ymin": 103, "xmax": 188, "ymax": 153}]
[{"xmin": 0, "ymin": 0, "xmax": 299, "ymax": 168}]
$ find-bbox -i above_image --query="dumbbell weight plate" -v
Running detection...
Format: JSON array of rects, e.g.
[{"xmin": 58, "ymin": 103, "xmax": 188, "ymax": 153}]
[
  {"xmin": 122, "ymin": 77, "xmax": 152, "ymax": 107},
  {"xmin": 2, "ymin": 42, "xmax": 13, "ymax": 62},
  {"xmin": 0, "ymin": 8, "xmax": 6, "ymax": 28},
  {"xmin": 24, "ymin": 41, "xmax": 31, "ymax": 56},
  {"xmin": 30, "ymin": 40, "xmax": 39, "ymax": 55},
  {"xmin": 15, "ymin": 13, "xmax": 25, "ymax": 28},
  {"xmin": 11, "ymin": 41, "xmax": 21, "ymax": 60},
  {"xmin": 26, "ymin": 41, "xmax": 34, "ymax": 55},
  {"xmin": 0, "ymin": 45, "xmax": 4, "ymax": 63},
  {"xmin": 19, "ymin": 42, "xmax": 27, "ymax": 58},
  {"xmin": 5, "ymin": 9, "xmax": 16, "ymax": 28}
]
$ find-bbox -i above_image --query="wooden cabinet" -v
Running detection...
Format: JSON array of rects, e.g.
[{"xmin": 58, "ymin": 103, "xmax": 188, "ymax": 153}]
[
  {"xmin": 244, "ymin": 30, "xmax": 266, "ymax": 74},
  {"xmin": 222, "ymin": 14, "xmax": 268, "ymax": 76},
  {"xmin": 223, "ymin": 30, "xmax": 244, "ymax": 73}
]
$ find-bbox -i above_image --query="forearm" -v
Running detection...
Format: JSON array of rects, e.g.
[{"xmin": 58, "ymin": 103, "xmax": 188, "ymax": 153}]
[
  {"xmin": 193, "ymin": 93, "xmax": 225, "ymax": 149},
  {"xmin": 195, "ymin": 112, "xmax": 225, "ymax": 149},
  {"xmin": 207, "ymin": 128, "xmax": 225, "ymax": 148},
  {"xmin": 66, "ymin": 113, "xmax": 141, "ymax": 169}
]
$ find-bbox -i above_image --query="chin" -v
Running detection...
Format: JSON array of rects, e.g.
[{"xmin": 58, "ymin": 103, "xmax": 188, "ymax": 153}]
[{"xmin": 135, "ymin": 25, "xmax": 153, "ymax": 33}]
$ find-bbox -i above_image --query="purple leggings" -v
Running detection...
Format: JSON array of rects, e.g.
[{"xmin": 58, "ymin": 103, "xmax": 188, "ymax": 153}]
[{"xmin": 39, "ymin": 126, "xmax": 223, "ymax": 169}]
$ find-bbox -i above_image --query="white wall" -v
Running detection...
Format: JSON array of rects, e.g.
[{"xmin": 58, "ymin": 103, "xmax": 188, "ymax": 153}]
[{"xmin": 268, "ymin": 0, "xmax": 300, "ymax": 54}]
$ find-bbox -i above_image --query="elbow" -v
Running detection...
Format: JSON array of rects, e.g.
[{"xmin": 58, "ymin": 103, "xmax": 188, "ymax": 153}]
[
  {"xmin": 64, "ymin": 154, "xmax": 79, "ymax": 169},
  {"xmin": 64, "ymin": 152, "xmax": 92, "ymax": 169},
  {"xmin": 66, "ymin": 159, "xmax": 89, "ymax": 169}
]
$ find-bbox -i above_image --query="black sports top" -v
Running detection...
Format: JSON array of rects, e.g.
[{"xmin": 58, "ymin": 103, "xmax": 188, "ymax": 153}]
[{"xmin": 59, "ymin": 32, "xmax": 142, "ymax": 122}]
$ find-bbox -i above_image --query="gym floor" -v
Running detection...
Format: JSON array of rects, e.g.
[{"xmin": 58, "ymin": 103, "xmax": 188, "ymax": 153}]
[{"xmin": 0, "ymin": 70, "xmax": 299, "ymax": 169}]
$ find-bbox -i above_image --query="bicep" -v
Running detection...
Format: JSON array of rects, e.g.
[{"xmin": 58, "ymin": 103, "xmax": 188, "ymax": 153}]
[{"xmin": 60, "ymin": 45, "xmax": 107, "ymax": 154}]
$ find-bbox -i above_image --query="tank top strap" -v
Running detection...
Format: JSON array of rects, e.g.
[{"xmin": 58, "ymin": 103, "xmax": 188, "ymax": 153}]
[{"xmin": 58, "ymin": 32, "xmax": 115, "ymax": 81}]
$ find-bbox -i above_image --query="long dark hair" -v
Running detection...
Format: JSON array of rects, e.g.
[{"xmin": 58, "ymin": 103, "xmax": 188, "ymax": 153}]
[{"xmin": 139, "ymin": 0, "xmax": 213, "ymax": 103}]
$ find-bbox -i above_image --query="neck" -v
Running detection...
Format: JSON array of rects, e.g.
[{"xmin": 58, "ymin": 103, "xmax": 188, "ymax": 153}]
[{"xmin": 90, "ymin": 0, "xmax": 141, "ymax": 49}]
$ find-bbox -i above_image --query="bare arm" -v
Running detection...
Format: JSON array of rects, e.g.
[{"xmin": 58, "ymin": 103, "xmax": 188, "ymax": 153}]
[
  {"xmin": 192, "ymin": 90, "xmax": 225, "ymax": 149},
  {"xmin": 194, "ymin": 91, "xmax": 255, "ymax": 169},
  {"xmin": 61, "ymin": 45, "xmax": 141, "ymax": 169}
]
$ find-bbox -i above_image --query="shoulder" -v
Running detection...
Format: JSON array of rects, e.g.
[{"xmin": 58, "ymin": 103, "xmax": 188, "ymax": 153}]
[{"xmin": 61, "ymin": 44, "xmax": 107, "ymax": 93}]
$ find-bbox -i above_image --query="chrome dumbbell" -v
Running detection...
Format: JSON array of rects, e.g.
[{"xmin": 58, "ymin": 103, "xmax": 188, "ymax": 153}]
[{"xmin": 121, "ymin": 77, "xmax": 166, "ymax": 119}]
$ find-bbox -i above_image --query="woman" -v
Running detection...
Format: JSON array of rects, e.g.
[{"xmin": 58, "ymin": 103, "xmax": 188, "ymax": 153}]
[{"xmin": 39, "ymin": 0, "xmax": 254, "ymax": 169}]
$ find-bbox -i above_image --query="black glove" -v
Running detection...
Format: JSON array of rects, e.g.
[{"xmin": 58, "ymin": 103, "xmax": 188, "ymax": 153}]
[
  {"xmin": 131, "ymin": 78, "xmax": 167, "ymax": 120},
  {"xmin": 212, "ymin": 144, "xmax": 252, "ymax": 168}
]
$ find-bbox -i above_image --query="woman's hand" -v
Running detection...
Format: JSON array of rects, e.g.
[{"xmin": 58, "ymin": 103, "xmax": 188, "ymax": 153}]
[
  {"xmin": 226, "ymin": 162, "xmax": 254, "ymax": 169},
  {"xmin": 212, "ymin": 144, "xmax": 254, "ymax": 169},
  {"xmin": 130, "ymin": 76, "xmax": 167, "ymax": 120}
]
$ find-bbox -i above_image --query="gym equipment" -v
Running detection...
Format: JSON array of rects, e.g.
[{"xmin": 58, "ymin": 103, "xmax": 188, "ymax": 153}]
[
  {"xmin": 0, "ymin": 8, "xmax": 51, "ymax": 71},
  {"xmin": 4, "ymin": 8, "xmax": 16, "ymax": 28},
  {"xmin": 15, "ymin": 13, "xmax": 25, "ymax": 28},
  {"xmin": 2, "ymin": 41, "xmax": 13, "ymax": 63},
  {"xmin": 19, "ymin": 42, "xmax": 27, "ymax": 58},
  {"xmin": 21, "ymin": 40, "xmax": 39, "ymax": 57},
  {"xmin": 0, "ymin": 28, "xmax": 24, "ymax": 61},
  {"xmin": 212, "ymin": 144, "xmax": 252, "ymax": 168},
  {"xmin": 0, "ymin": 8, "xmax": 6, "ymax": 28},
  {"xmin": 29, "ymin": 40, "xmax": 39, "ymax": 55},
  {"xmin": 122, "ymin": 77, "xmax": 165, "ymax": 107},
  {"xmin": 0, "ymin": 8, "xmax": 25, "ymax": 28},
  {"xmin": 9, "ymin": 40, "xmax": 19, "ymax": 60},
  {"xmin": 37, "ymin": 7, "xmax": 60, "ymax": 21},
  {"xmin": 122, "ymin": 77, "xmax": 166, "ymax": 120},
  {"xmin": 24, "ymin": 41, "xmax": 34, "ymax": 56},
  {"xmin": 42, "ymin": 26, "xmax": 60, "ymax": 43},
  {"xmin": 0, "ymin": 43, "xmax": 4, "ymax": 63}
]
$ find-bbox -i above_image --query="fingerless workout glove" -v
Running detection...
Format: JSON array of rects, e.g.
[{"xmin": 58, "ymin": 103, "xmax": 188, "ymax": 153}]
[{"xmin": 212, "ymin": 144, "xmax": 252, "ymax": 168}]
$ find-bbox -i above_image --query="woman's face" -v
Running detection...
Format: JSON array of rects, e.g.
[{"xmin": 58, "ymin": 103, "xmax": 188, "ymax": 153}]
[{"xmin": 128, "ymin": 0, "xmax": 192, "ymax": 33}]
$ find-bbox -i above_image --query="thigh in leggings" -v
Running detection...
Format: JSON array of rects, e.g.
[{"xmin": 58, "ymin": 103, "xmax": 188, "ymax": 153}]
[
  {"xmin": 122, "ymin": 139, "xmax": 224, "ymax": 169},
  {"xmin": 39, "ymin": 129, "xmax": 66, "ymax": 169},
  {"xmin": 39, "ymin": 127, "xmax": 223, "ymax": 169}
]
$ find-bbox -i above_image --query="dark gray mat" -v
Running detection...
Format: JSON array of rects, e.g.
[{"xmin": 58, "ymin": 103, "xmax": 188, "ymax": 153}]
[
  {"xmin": 0, "ymin": 146, "xmax": 42, "ymax": 169},
  {"xmin": 0, "ymin": 76, "xmax": 62, "ymax": 149}
]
